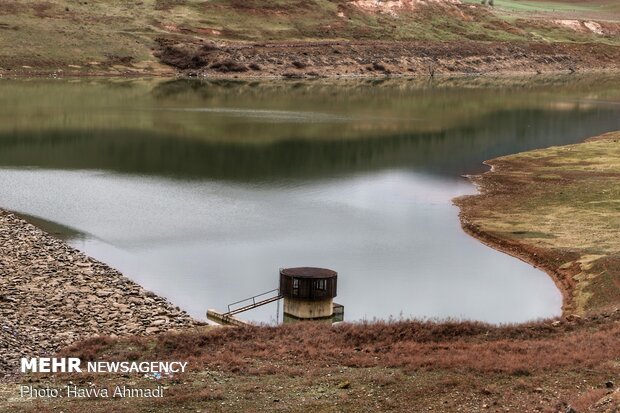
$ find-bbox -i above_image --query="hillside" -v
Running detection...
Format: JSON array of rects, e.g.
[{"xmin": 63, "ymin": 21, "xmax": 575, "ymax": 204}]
[{"xmin": 0, "ymin": 0, "xmax": 619, "ymax": 76}]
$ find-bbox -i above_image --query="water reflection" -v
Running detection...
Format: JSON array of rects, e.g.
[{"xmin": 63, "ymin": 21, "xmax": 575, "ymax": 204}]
[{"xmin": 0, "ymin": 76, "xmax": 619, "ymax": 180}]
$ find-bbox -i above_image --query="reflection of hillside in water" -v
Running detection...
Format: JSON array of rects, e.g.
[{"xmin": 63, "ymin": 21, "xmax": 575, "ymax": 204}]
[{"xmin": 0, "ymin": 76, "xmax": 619, "ymax": 180}]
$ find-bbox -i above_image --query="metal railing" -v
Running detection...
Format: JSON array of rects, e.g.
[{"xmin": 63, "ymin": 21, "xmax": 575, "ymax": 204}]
[{"xmin": 225, "ymin": 288, "xmax": 281, "ymax": 315}]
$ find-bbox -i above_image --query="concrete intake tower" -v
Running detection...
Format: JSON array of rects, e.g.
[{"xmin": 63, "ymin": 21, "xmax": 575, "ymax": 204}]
[{"xmin": 279, "ymin": 267, "xmax": 338, "ymax": 321}]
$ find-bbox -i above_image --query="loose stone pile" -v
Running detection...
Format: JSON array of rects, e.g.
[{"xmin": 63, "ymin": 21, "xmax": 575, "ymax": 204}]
[{"xmin": 0, "ymin": 210, "xmax": 198, "ymax": 376}]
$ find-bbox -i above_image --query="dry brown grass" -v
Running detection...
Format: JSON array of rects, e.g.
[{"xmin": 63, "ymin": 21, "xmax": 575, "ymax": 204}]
[
  {"xmin": 6, "ymin": 314, "xmax": 609, "ymax": 412},
  {"xmin": 571, "ymin": 388, "xmax": 610, "ymax": 411},
  {"xmin": 62, "ymin": 312, "xmax": 620, "ymax": 377}
]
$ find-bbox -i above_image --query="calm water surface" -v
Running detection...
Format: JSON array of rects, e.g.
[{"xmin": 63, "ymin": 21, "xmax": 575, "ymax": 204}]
[{"xmin": 1, "ymin": 76, "xmax": 620, "ymax": 323}]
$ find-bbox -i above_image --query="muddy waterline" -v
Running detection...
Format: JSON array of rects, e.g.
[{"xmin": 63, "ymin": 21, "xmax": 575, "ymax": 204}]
[{"xmin": 1, "ymin": 76, "xmax": 619, "ymax": 323}]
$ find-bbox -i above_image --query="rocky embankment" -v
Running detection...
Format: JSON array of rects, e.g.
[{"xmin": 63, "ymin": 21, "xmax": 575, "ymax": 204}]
[
  {"xmin": 156, "ymin": 40, "xmax": 620, "ymax": 78},
  {"xmin": 0, "ymin": 210, "xmax": 197, "ymax": 377}
]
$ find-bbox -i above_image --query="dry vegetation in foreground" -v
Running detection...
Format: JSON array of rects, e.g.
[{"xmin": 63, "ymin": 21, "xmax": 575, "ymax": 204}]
[
  {"xmin": 2, "ymin": 313, "xmax": 620, "ymax": 412},
  {"xmin": 457, "ymin": 131, "xmax": 620, "ymax": 316}
]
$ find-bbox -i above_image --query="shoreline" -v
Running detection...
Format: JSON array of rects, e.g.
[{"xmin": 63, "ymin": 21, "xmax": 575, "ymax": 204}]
[
  {"xmin": 456, "ymin": 205, "xmax": 573, "ymax": 316},
  {"xmin": 2, "ymin": 39, "xmax": 620, "ymax": 80},
  {"xmin": 456, "ymin": 161, "xmax": 576, "ymax": 316},
  {"xmin": 0, "ymin": 210, "xmax": 200, "ymax": 377},
  {"xmin": 455, "ymin": 130, "xmax": 620, "ymax": 317},
  {"xmin": 2, "ymin": 66, "xmax": 620, "ymax": 80}
]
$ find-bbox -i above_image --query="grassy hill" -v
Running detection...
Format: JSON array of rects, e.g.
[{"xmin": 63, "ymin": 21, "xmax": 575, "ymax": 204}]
[{"xmin": 0, "ymin": 0, "xmax": 618, "ymax": 75}]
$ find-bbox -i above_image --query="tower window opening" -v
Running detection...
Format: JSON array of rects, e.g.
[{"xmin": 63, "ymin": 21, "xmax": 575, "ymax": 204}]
[{"xmin": 292, "ymin": 278, "xmax": 299, "ymax": 296}]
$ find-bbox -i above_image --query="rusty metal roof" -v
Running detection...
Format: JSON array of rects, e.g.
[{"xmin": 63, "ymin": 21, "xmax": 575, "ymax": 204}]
[{"xmin": 280, "ymin": 267, "xmax": 337, "ymax": 279}]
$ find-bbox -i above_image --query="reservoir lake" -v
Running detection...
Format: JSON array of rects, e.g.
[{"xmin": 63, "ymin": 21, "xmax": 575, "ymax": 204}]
[{"xmin": 1, "ymin": 75, "xmax": 620, "ymax": 323}]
